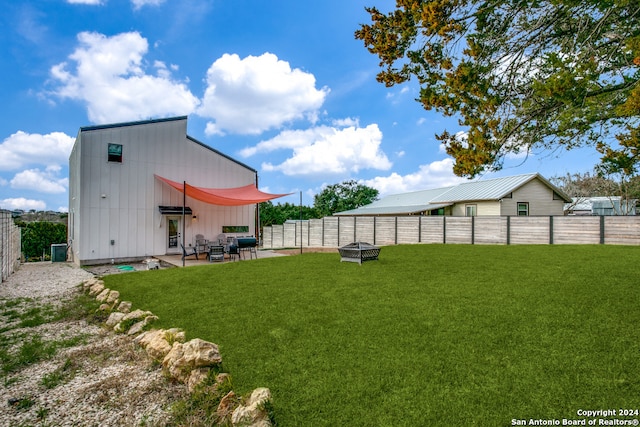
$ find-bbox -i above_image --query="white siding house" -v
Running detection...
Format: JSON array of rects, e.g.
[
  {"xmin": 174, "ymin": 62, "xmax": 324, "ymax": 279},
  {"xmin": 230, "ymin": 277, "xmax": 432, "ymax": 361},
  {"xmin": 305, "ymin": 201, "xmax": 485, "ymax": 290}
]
[
  {"xmin": 335, "ymin": 173, "xmax": 571, "ymax": 217},
  {"xmin": 68, "ymin": 116, "xmax": 276, "ymax": 266}
]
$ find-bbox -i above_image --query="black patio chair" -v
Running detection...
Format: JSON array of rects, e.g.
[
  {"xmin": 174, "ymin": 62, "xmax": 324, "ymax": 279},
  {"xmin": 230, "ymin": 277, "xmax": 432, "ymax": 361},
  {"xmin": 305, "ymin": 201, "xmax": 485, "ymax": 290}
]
[{"xmin": 181, "ymin": 243, "xmax": 199, "ymax": 261}]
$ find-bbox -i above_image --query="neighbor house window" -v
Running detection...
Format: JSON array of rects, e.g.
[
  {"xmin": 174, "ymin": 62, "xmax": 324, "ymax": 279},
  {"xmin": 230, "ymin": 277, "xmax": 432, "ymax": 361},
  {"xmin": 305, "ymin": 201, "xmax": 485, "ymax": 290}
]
[
  {"xmin": 108, "ymin": 143, "xmax": 123, "ymax": 162},
  {"xmin": 465, "ymin": 204, "xmax": 477, "ymax": 217},
  {"xmin": 517, "ymin": 202, "xmax": 529, "ymax": 216}
]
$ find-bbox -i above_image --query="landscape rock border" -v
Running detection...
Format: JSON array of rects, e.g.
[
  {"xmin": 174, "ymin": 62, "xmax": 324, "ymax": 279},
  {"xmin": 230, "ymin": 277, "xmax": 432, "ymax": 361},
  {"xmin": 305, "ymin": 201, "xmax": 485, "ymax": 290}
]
[{"xmin": 84, "ymin": 276, "xmax": 273, "ymax": 426}]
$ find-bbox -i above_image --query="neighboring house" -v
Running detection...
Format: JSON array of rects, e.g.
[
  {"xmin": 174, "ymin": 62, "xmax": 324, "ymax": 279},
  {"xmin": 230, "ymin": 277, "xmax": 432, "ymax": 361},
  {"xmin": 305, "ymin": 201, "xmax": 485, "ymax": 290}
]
[
  {"xmin": 335, "ymin": 173, "xmax": 571, "ymax": 217},
  {"xmin": 565, "ymin": 197, "xmax": 638, "ymax": 216},
  {"xmin": 68, "ymin": 116, "xmax": 286, "ymax": 266}
]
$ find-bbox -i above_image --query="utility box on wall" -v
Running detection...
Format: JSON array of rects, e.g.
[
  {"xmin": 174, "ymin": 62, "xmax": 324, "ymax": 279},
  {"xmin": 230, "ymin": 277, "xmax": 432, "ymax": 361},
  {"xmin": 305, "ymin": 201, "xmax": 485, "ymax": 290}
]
[{"xmin": 51, "ymin": 244, "xmax": 67, "ymax": 262}]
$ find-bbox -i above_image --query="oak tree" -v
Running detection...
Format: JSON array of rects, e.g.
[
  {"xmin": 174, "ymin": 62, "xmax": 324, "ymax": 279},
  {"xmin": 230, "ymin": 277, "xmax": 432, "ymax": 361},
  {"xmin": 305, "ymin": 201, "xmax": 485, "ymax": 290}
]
[
  {"xmin": 356, "ymin": 0, "xmax": 640, "ymax": 177},
  {"xmin": 313, "ymin": 180, "xmax": 379, "ymax": 217}
]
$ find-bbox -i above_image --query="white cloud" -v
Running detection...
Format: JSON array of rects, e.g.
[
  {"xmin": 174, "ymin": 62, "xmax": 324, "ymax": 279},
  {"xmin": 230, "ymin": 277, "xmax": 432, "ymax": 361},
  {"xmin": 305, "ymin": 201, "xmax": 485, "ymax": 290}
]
[
  {"xmin": 0, "ymin": 131, "xmax": 74, "ymax": 171},
  {"xmin": 332, "ymin": 117, "xmax": 359, "ymax": 127},
  {"xmin": 11, "ymin": 167, "xmax": 68, "ymax": 194},
  {"xmin": 362, "ymin": 158, "xmax": 467, "ymax": 197},
  {"xmin": 243, "ymin": 123, "xmax": 391, "ymax": 178},
  {"xmin": 199, "ymin": 53, "xmax": 329, "ymax": 135},
  {"xmin": 132, "ymin": 0, "xmax": 166, "ymax": 9},
  {"xmin": 67, "ymin": 0, "xmax": 103, "ymax": 4},
  {"xmin": 50, "ymin": 31, "xmax": 200, "ymax": 124},
  {"xmin": 0, "ymin": 198, "xmax": 47, "ymax": 211}
]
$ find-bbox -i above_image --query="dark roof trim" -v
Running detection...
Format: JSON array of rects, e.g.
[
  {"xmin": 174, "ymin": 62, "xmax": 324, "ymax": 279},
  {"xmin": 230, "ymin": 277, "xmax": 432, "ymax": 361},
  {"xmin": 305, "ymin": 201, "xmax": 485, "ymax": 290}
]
[
  {"xmin": 80, "ymin": 116, "xmax": 188, "ymax": 132},
  {"xmin": 159, "ymin": 206, "xmax": 193, "ymax": 215},
  {"xmin": 186, "ymin": 135, "xmax": 257, "ymax": 174}
]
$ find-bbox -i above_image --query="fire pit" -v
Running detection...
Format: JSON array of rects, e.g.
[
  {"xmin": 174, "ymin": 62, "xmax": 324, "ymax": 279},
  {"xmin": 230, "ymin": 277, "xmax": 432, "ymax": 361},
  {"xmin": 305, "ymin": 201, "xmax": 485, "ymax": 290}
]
[{"xmin": 338, "ymin": 242, "xmax": 381, "ymax": 264}]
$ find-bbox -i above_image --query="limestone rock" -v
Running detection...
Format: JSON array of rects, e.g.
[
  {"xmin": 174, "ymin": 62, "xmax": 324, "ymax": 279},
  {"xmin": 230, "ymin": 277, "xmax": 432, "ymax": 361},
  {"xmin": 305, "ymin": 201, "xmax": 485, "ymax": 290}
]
[
  {"xmin": 127, "ymin": 315, "xmax": 159, "ymax": 336},
  {"xmin": 217, "ymin": 390, "xmax": 239, "ymax": 423},
  {"xmin": 122, "ymin": 309, "xmax": 153, "ymax": 322},
  {"xmin": 97, "ymin": 303, "xmax": 111, "ymax": 312},
  {"xmin": 187, "ymin": 367, "xmax": 211, "ymax": 393},
  {"xmin": 135, "ymin": 328, "xmax": 185, "ymax": 361},
  {"xmin": 95, "ymin": 288, "xmax": 110, "ymax": 302},
  {"xmin": 231, "ymin": 388, "xmax": 272, "ymax": 427},
  {"xmin": 105, "ymin": 312, "xmax": 125, "ymax": 327},
  {"xmin": 105, "ymin": 290, "xmax": 120, "ymax": 304},
  {"xmin": 117, "ymin": 301, "xmax": 132, "ymax": 313},
  {"xmin": 163, "ymin": 338, "xmax": 222, "ymax": 383}
]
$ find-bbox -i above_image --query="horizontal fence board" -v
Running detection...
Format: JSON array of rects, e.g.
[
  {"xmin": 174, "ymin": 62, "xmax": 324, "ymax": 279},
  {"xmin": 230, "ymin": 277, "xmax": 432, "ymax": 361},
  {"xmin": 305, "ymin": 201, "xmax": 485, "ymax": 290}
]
[
  {"xmin": 445, "ymin": 217, "xmax": 473, "ymax": 244},
  {"xmin": 474, "ymin": 217, "xmax": 507, "ymax": 244},
  {"xmin": 284, "ymin": 223, "xmax": 297, "ymax": 247},
  {"xmin": 604, "ymin": 217, "xmax": 640, "ymax": 245},
  {"xmin": 355, "ymin": 217, "xmax": 375, "ymax": 244},
  {"xmin": 421, "ymin": 217, "xmax": 445, "ymax": 243},
  {"xmin": 323, "ymin": 217, "xmax": 339, "ymax": 247},
  {"xmin": 260, "ymin": 215, "xmax": 640, "ymax": 249},
  {"xmin": 374, "ymin": 218, "xmax": 396, "ymax": 246},
  {"xmin": 397, "ymin": 217, "xmax": 420, "ymax": 244},
  {"xmin": 339, "ymin": 217, "xmax": 356, "ymax": 247},
  {"xmin": 553, "ymin": 216, "xmax": 600, "ymax": 244},
  {"xmin": 309, "ymin": 219, "xmax": 324, "ymax": 247},
  {"xmin": 510, "ymin": 217, "xmax": 549, "ymax": 244}
]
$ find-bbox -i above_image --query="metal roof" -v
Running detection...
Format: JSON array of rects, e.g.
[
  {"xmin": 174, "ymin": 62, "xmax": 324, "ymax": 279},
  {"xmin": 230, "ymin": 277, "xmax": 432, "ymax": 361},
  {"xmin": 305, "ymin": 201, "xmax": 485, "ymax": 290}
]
[
  {"xmin": 432, "ymin": 173, "xmax": 540, "ymax": 202},
  {"xmin": 334, "ymin": 173, "xmax": 572, "ymax": 216}
]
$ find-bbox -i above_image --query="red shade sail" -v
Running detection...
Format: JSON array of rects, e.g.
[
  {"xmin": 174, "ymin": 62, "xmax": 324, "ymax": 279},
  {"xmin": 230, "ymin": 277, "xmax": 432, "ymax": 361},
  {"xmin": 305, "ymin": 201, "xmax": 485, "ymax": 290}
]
[{"xmin": 155, "ymin": 174, "xmax": 290, "ymax": 206}]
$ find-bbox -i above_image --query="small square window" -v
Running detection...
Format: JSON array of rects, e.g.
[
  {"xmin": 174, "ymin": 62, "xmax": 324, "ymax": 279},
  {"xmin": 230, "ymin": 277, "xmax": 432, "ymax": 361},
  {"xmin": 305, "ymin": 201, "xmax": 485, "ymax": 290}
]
[
  {"xmin": 517, "ymin": 202, "xmax": 529, "ymax": 216},
  {"xmin": 108, "ymin": 143, "xmax": 122, "ymax": 163},
  {"xmin": 465, "ymin": 204, "xmax": 477, "ymax": 217}
]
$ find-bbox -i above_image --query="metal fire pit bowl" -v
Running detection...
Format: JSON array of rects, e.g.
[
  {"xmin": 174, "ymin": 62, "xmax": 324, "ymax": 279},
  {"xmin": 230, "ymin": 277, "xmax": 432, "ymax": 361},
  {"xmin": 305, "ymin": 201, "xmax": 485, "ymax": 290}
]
[{"xmin": 338, "ymin": 242, "xmax": 381, "ymax": 264}]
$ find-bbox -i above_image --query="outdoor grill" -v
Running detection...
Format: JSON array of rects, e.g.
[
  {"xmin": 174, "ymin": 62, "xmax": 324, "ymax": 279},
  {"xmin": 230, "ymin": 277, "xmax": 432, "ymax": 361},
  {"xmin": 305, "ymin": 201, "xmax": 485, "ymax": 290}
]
[
  {"xmin": 338, "ymin": 242, "xmax": 380, "ymax": 264},
  {"xmin": 234, "ymin": 237, "xmax": 258, "ymax": 259}
]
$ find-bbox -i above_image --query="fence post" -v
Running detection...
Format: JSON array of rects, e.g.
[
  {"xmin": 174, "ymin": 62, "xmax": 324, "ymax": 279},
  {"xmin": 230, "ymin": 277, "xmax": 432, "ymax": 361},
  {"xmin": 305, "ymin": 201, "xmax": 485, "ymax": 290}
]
[
  {"xmin": 443, "ymin": 216, "xmax": 447, "ymax": 244},
  {"xmin": 471, "ymin": 216, "xmax": 475, "ymax": 245},
  {"xmin": 419, "ymin": 216, "xmax": 422, "ymax": 243},
  {"xmin": 549, "ymin": 216, "xmax": 554, "ymax": 245},
  {"xmin": 395, "ymin": 217, "xmax": 398, "ymax": 245},
  {"xmin": 600, "ymin": 215, "xmax": 605, "ymax": 244},
  {"xmin": 506, "ymin": 216, "xmax": 511, "ymax": 245}
]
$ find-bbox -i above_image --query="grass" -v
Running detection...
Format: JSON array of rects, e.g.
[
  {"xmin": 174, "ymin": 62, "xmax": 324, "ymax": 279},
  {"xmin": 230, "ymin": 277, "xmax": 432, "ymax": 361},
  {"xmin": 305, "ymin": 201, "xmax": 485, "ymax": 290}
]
[
  {"xmin": 0, "ymin": 290, "xmax": 100, "ymax": 378},
  {"xmin": 104, "ymin": 245, "xmax": 640, "ymax": 426}
]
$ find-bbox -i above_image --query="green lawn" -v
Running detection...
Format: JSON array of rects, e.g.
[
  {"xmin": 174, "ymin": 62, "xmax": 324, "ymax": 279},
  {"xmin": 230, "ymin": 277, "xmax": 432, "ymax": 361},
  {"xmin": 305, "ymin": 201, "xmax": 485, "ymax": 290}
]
[{"xmin": 104, "ymin": 245, "xmax": 640, "ymax": 426}]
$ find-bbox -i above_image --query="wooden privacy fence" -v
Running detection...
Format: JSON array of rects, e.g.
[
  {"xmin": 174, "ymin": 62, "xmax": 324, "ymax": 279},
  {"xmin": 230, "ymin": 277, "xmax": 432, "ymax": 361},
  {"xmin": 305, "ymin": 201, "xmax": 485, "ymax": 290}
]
[
  {"xmin": 0, "ymin": 210, "xmax": 21, "ymax": 282},
  {"xmin": 261, "ymin": 216, "xmax": 640, "ymax": 249}
]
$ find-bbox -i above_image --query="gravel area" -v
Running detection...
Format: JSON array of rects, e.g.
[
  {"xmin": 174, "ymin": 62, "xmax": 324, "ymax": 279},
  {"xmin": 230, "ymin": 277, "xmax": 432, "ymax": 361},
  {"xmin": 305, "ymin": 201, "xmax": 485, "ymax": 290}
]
[{"xmin": 0, "ymin": 262, "xmax": 186, "ymax": 427}]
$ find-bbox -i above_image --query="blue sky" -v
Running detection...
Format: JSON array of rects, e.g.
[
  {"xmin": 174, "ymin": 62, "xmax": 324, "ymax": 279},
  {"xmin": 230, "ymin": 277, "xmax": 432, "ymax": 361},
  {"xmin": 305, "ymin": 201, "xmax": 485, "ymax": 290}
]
[{"xmin": 0, "ymin": 0, "xmax": 602, "ymax": 212}]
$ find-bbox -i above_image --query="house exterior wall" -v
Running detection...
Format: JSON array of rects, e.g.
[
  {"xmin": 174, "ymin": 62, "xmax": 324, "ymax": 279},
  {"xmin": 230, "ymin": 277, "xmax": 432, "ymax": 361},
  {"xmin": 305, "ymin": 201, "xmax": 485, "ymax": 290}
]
[
  {"xmin": 450, "ymin": 200, "xmax": 501, "ymax": 216},
  {"xmin": 499, "ymin": 178, "xmax": 565, "ymax": 216},
  {"xmin": 68, "ymin": 117, "xmax": 257, "ymax": 265}
]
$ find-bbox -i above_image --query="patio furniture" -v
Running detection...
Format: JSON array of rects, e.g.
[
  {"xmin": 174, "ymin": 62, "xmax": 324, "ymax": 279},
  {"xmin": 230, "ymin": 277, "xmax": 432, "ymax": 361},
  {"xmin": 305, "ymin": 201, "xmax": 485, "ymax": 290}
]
[
  {"xmin": 195, "ymin": 234, "xmax": 208, "ymax": 253},
  {"xmin": 338, "ymin": 242, "xmax": 380, "ymax": 264},
  {"xmin": 208, "ymin": 245, "xmax": 225, "ymax": 262},
  {"xmin": 181, "ymin": 243, "xmax": 199, "ymax": 261}
]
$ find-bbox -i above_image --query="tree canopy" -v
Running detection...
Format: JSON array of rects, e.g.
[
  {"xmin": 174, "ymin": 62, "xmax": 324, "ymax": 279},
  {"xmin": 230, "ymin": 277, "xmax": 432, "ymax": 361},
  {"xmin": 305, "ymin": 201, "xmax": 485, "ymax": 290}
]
[
  {"xmin": 259, "ymin": 181, "xmax": 379, "ymax": 225},
  {"xmin": 313, "ymin": 180, "xmax": 379, "ymax": 217},
  {"xmin": 355, "ymin": 0, "xmax": 640, "ymax": 177}
]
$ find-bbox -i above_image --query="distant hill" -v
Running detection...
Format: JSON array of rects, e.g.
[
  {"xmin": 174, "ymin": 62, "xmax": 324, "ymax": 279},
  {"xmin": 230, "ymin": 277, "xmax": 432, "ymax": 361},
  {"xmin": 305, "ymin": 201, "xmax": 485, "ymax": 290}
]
[{"xmin": 12, "ymin": 211, "xmax": 68, "ymax": 225}]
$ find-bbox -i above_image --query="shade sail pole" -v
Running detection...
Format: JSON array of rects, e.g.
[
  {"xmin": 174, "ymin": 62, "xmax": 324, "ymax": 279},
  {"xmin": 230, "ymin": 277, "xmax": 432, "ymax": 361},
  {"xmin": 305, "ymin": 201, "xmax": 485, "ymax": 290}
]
[{"xmin": 182, "ymin": 180, "xmax": 186, "ymax": 268}]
